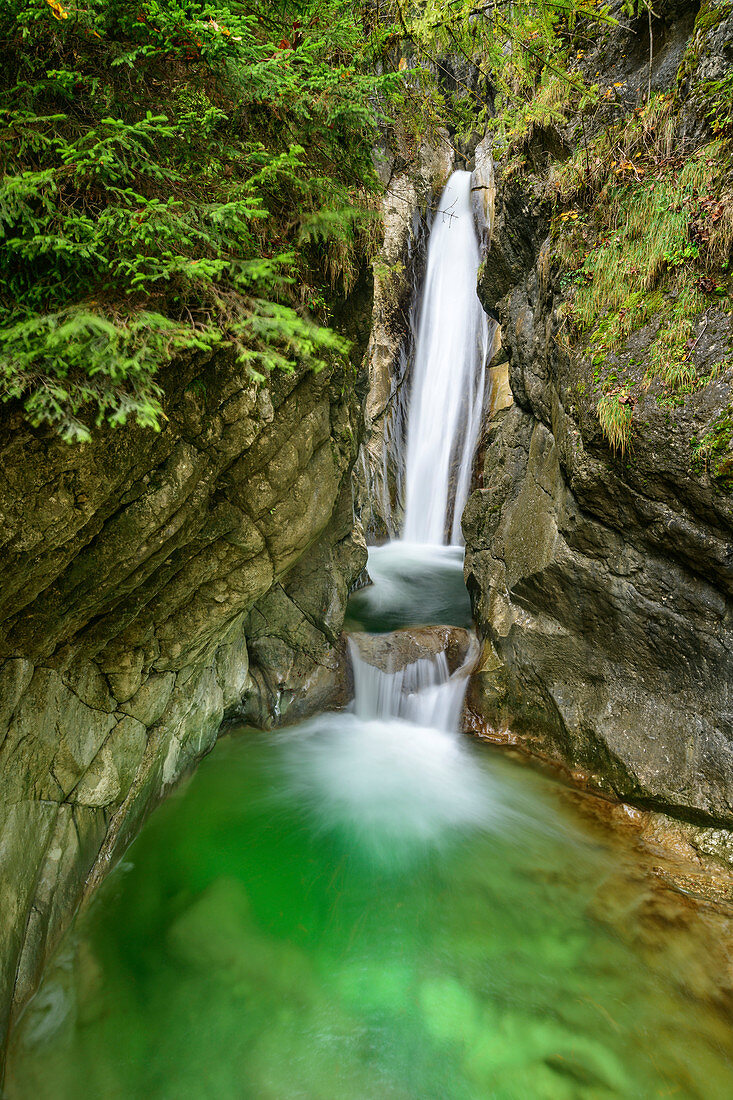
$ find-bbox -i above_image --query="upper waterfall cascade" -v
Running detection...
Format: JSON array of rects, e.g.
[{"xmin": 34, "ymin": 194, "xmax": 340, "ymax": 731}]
[{"xmin": 402, "ymin": 170, "xmax": 493, "ymax": 546}]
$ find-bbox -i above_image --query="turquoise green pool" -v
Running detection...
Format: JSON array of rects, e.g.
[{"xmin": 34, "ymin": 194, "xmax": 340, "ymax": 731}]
[{"xmin": 8, "ymin": 713, "xmax": 733, "ymax": 1099}]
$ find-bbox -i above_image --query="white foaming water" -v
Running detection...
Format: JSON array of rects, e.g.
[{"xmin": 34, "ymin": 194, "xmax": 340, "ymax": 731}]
[
  {"xmin": 269, "ymin": 636, "xmax": 489, "ymax": 862},
  {"xmin": 277, "ymin": 712, "xmax": 492, "ymax": 860},
  {"xmin": 402, "ymin": 171, "xmax": 492, "ymax": 545},
  {"xmin": 309, "ymin": 168, "xmax": 501, "ymax": 860},
  {"xmin": 270, "ymin": 636, "xmax": 566, "ymax": 864},
  {"xmin": 348, "ymin": 635, "xmax": 477, "ymax": 732}
]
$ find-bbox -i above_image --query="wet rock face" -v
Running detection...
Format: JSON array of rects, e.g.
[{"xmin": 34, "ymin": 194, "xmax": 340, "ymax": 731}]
[
  {"xmin": 464, "ymin": 401, "xmax": 733, "ymax": 822},
  {"xmin": 0, "ymin": 348, "xmax": 367, "ymax": 1059},
  {"xmin": 464, "ymin": 7, "xmax": 733, "ymax": 828},
  {"xmin": 476, "ymin": 174, "xmax": 549, "ymax": 324}
]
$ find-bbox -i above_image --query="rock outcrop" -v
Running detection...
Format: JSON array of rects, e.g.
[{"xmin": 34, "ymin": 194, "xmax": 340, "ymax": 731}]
[
  {"xmin": 0, "ymin": 344, "xmax": 367, "ymax": 1063},
  {"xmin": 464, "ymin": 0, "xmax": 733, "ymax": 831}
]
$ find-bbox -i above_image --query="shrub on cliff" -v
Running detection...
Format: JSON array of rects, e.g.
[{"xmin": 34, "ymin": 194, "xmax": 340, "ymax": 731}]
[{"xmin": 0, "ymin": 0, "xmax": 406, "ymax": 440}]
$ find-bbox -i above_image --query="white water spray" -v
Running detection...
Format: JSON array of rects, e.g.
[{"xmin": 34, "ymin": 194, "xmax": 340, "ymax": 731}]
[
  {"xmin": 402, "ymin": 171, "xmax": 492, "ymax": 545},
  {"xmin": 348, "ymin": 635, "xmax": 478, "ymax": 732},
  {"xmin": 276, "ymin": 637, "xmax": 489, "ymax": 857},
  {"xmin": 329, "ymin": 166, "xmax": 494, "ymax": 851}
]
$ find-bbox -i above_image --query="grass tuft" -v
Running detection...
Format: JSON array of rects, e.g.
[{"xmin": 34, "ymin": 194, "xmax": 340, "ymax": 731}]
[{"xmin": 597, "ymin": 391, "xmax": 633, "ymax": 454}]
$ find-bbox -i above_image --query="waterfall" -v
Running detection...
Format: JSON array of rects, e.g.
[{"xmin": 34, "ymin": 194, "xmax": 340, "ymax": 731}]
[
  {"xmin": 322, "ymin": 636, "xmax": 487, "ymax": 853},
  {"xmin": 348, "ymin": 636, "xmax": 478, "ymax": 733},
  {"xmin": 402, "ymin": 170, "xmax": 492, "ymax": 546},
  {"xmin": 342, "ymin": 164, "xmax": 490, "ymax": 786}
]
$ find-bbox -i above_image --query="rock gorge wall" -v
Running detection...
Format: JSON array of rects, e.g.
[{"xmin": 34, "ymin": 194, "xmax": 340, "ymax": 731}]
[
  {"xmin": 0, "ymin": 344, "xmax": 368, "ymax": 1063},
  {"xmin": 464, "ymin": 0, "xmax": 733, "ymax": 838}
]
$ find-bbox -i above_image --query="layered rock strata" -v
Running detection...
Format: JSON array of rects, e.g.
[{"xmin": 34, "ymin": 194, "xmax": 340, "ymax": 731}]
[{"xmin": 0, "ymin": 346, "xmax": 367, "ymax": 1062}]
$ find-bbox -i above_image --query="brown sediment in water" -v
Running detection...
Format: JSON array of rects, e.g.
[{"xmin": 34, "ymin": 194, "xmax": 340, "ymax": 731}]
[
  {"xmin": 465, "ymin": 709, "xmax": 733, "ymax": 1033},
  {"xmin": 464, "ymin": 707, "xmax": 733, "ymax": 911}
]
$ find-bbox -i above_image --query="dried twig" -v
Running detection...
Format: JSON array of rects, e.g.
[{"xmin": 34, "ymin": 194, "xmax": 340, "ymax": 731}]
[{"xmin": 682, "ymin": 308, "xmax": 711, "ymax": 363}]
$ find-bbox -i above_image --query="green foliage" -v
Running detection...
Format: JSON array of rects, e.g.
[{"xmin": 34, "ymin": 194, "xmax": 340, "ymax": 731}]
[
  {"xmin": 677, "ymin": 0, "xmax": 733, "ymax": 103},
  {"xmin": 0, "ymin": 0, "xmax": 406, "ymax": 440},
  {"xmin": 701, "ymin": 72, "xmax": 733, "ymax": 136},
  {"xmin": 552, "ymin": 93, "xmax": 679, "ymax": 204},
  {"xmin": 556, "ymin": 137, "xmax": 732, "ymax": 456},
  {"xmin": 376, "ymin": 0, "xmax": 616, "ymax": 154},
  {"xmin": 389, "ymin": 0, "xmax": 733, "ymax": 462},
  {"xmin": 492, "ymin": 73, "xmax": 578, "ymax": 164},
  {"xmin": 534, "ymin": 60, "xmax": 732, "ymax": 458}
]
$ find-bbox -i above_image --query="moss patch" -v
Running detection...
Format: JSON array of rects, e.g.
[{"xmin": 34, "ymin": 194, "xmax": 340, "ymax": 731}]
[{"xmin": 692, "ymin": 401, "xmax": 733, "ymax": 486}]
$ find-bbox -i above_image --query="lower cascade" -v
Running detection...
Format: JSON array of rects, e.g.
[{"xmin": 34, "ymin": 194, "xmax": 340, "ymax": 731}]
[
  {"xmin": 8, "ymin": 162, "xmax": 733, "ymax": 1100},
  {"xmin": 10, "ymin": 655, "xmax": 733, "ymax": 1096},
  {"xmin": 348, "ymin": 632, "xmax": 478, "ymax": 729}
]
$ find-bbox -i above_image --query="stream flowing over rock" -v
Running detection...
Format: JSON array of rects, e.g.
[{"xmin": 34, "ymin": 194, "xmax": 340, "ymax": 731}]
[
  {"xmin": 359, "ymin": 136, "xmax": 454, "ymax": 540},
  {"xmin": 402, "ymin": 171, "xmax": 492, "ymax": 545},
  {"xmin": 0, "ymin": 344, "xmax": 368, "ymax": 1060}
]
